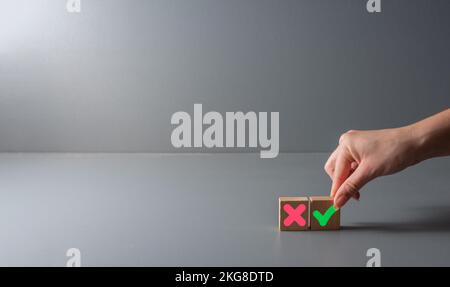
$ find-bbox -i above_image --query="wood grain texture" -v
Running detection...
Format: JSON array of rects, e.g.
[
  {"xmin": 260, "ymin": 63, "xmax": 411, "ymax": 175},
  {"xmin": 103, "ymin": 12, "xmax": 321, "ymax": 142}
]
[
  {"xmin": 309, "ymin": 196, "xmax": 340, "ymax": 231},
  {"xmin": 279, "ymin": 197, "xmax": 309, "ymax": 231}
]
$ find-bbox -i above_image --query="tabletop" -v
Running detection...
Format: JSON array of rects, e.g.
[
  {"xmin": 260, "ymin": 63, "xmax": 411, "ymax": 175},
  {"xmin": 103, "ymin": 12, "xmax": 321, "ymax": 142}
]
[{"xmin": 0, "ymin": 153, "xmax": 449, "ymax": 266}]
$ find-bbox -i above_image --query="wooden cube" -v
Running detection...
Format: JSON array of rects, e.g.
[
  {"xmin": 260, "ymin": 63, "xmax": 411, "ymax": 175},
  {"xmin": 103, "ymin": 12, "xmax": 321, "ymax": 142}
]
[
  {"xmin": 279, "ymin": 197, "xmax": 309, "ymax": 231},
  {"xmin": 309, "ymin": 196, "xmax": 340, "ymax": 230}
]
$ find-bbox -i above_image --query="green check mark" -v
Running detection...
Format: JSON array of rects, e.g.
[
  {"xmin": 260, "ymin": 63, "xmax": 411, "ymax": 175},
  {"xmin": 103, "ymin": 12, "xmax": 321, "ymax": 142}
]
[{"xmin": 313, "ymin": 206, "xmax": 337, "ymax": 227}]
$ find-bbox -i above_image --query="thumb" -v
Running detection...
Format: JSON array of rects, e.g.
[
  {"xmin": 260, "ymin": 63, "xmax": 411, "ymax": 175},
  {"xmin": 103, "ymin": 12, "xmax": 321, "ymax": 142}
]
[{"xmin": 334, "ymin": 164, "xmax": 371, "ymax": 209}]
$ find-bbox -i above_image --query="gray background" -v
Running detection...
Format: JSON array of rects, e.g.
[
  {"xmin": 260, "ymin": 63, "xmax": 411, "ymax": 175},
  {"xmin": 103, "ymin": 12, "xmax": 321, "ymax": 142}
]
[{"xmin": 0, "ymin": 0, "xmax": 449, "ymax": 152}]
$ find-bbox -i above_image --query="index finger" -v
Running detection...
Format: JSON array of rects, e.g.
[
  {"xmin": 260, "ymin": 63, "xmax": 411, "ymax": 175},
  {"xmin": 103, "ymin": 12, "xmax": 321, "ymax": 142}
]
[{"xmin": 330, "ymin": 147, "xmax": 353, "ymax": 198}]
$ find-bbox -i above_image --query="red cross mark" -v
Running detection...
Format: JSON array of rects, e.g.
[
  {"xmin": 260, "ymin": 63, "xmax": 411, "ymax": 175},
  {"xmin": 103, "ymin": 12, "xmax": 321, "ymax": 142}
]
[{"xmin": 283, "ymin": 203, "xmax": 306, "ymax": 227}]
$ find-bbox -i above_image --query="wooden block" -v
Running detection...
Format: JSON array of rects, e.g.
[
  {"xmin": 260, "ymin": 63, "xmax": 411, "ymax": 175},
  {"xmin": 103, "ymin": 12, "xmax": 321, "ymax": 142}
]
[
  {"xmin": 309, "ymin": 196, "xmax": 340, "ymax": 230},
  {"xmin": 279, "ymin": 197, "xmax": 309, "ymax": 231}
]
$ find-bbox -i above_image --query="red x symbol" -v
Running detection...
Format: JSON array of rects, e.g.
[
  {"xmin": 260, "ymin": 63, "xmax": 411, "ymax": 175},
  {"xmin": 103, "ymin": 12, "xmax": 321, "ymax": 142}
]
[{"xmin": 283, "ymin": 203, "xmax": 306, "ymax": 227}]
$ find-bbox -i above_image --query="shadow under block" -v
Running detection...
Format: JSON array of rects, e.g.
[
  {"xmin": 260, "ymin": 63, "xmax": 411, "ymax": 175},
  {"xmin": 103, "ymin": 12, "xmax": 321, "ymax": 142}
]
[
  {"xmin": 279, "ymin": 197, "xmax": 309, "ymax": 231},
  {"xmin": 309, "ymin": 196, "xmax": 340, "ymax": 230}
]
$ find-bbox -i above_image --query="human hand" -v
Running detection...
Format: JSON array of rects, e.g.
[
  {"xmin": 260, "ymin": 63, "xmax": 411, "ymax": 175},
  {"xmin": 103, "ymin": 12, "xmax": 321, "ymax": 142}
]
[{"xmin": 325, "ymin": 127, "xmax": 418, "ymax": 209}]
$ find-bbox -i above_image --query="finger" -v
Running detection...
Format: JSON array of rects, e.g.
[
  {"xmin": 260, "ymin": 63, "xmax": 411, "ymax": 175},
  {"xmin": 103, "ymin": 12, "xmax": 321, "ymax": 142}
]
[
  {"xmin": 334, "ymin": 164, "xmax": 371, "ymax": 209},
  {"xmin": 330, "ymin": 148, "xmax": 352, "ymax": 198},
  {"xmin": 349, "ymin": 161, "xmax": 360, "ymax": 200},
  {"xmin": 324, "ymin": 147, "xmax": 339, "ymax": 179}
]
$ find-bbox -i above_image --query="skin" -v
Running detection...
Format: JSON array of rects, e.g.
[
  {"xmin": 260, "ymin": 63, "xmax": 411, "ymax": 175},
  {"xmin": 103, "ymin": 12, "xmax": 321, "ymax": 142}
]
[{"xmin": 325, "ymin": 108, "xmax": 450, "ymax": 209}]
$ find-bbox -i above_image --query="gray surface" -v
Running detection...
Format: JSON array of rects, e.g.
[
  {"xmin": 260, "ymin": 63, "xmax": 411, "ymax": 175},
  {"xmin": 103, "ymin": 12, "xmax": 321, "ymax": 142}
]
[
  {"xmin": 1, "ymin": 152, "xmax": 450, "ymax": 266},
  {"xmin": 0, "ymin": 0, "xmax": 449, "ymax": 152}
]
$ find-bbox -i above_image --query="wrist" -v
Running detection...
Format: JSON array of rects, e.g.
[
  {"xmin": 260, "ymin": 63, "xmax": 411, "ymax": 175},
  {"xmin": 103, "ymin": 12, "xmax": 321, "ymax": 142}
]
[{"xmin": 402, "ymin": 123, "xmax": 431, "ymax": 164}]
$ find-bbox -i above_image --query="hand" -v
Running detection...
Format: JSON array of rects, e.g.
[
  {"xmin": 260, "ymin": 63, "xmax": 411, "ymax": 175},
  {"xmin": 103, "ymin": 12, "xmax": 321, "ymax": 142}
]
[{"xmin": 325, "ymin": 127, "xmax": 418, "ymax": 209}]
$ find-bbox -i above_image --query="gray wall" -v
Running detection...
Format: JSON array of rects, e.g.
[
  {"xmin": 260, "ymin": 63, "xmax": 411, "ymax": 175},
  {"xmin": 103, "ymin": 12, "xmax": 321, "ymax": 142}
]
[{"xmin": 0, "ymin": 0, "xmax": 449, "ymax": 152}]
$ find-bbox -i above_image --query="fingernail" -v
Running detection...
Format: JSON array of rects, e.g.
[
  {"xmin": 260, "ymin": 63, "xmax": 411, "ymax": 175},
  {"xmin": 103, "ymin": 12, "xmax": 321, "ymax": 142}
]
[
  {"xmin": 334, "ymin": 196, "xmax": 342, "ymax": 209},
  {"xmin": 335, "ymin": 195, "xmax": 349, "ymax": 209}
]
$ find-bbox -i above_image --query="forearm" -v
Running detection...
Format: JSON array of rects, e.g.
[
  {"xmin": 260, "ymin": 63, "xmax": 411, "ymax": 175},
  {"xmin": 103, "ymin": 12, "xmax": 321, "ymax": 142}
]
[
  {"xmin": 408, "ymin": 108, "xmax": 450, "ymax": 163},
  {"xmin": 328, "ymin": 108, "xmax": 450, "ymax": 209}
]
